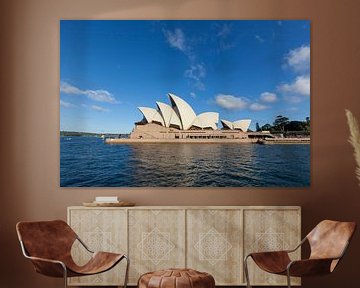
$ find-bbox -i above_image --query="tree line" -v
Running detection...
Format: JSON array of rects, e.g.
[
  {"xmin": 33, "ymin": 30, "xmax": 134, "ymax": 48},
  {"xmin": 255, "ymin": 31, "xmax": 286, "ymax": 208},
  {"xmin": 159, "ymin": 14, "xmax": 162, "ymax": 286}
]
[{"xmin": 255, "ymin": 115, "xmax": 310, "ymax": 134}]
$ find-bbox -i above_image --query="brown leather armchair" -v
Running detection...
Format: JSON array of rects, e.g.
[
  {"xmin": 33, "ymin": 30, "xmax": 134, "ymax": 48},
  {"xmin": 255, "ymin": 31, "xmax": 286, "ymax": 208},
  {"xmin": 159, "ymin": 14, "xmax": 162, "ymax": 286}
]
[
  {"xmin": 244, "ymin": 220, "xmax": 356, "ymax": 288},
  {"xmin": 16, "ymin": 220, "xmax": 129, "ymax": 288}
]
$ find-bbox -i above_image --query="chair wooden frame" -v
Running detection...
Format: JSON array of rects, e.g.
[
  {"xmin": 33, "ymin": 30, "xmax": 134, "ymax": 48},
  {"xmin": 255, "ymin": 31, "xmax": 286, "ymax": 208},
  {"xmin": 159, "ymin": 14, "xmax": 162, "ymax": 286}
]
[
  {"xmin": 243, "ymin": 220, "xmax": 356, "ymax": 288},
  {"xmin": 16, "ymin": 220, "xmax": 129, "ymax": 288}
]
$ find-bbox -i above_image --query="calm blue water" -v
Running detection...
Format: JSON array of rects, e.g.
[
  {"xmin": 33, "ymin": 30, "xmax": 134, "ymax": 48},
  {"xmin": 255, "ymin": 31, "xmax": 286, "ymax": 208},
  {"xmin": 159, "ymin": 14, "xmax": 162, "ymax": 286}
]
[{"xmin": 60, "ymin": 137, "xmax": 310, "ymax": 187}]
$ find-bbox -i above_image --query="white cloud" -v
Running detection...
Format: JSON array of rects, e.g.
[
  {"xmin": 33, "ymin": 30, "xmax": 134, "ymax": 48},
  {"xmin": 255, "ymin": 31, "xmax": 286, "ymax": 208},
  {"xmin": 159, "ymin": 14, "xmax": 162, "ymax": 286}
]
[
  {"xmin": 163, "ymin": 28, "xmax": 187, "ymax": 52},
  {"xmin": 249, "ymin": 103, "xmax": 268, "ymax": 111},
  {"xmin": 286, "ymin": 107, "xmax": 299, "ymax": 112},
  {"xmin": 285, "ymin": 45, "xmax": 310, "ymax": 73},
  {"xmin": 185, "ymin": 64, "xmax": 206, "ymax": 91},
  {"xmin": 91, "ymin": 105, "xmax": 108, "ymax": 112},
  {"xmin": 217, "ymin": 23, "xmax": 232, "ymax": 38},
  {"xmin": 60, "ymin": 100, "xmax": 76, "ymax": 108},
  {"xmin": 260, "ymin": 92, "xmax": 278, "ymax": 103},
  {"xmin": 215, "ymin": 94, "xmax": 249, "ymax": 110},
  {"xmin": 283, "ymin": 95, "xmax": 303, "ymax": 104},
  {"xmin": 216, "ymin": 23, "xmax": 235, "ymax": 51},
  {"xmin": 190, "ymin": 92, "xmax": 196, "ymax": 98},
  {"xmin": 60, "ymin": 82, "xmax": 83, "ymax": 94},
  {"xmin": 255, "ymin": 35, "xmax": 265, "ymax": 43},
  {"xmin": 163, "ymin": 29, "xmax": 208, "ymax": 91},
  {"xmin": 60, "ymin": 81, "xmax": 118, "ymax": 103},
  {"xmin": 86, "ymin": 89, "xmax": 117, "ymax": 103},
  {"xmin": 278, "ymin": 75, "xmax": 310, "ymax": 96},
  {"xmin": 215, "ymin": 93, "xmax": 274, "ymax": 112},
  {"xmin": 277, "ymin": 45, "xmax": 310, "ymax": 103}
]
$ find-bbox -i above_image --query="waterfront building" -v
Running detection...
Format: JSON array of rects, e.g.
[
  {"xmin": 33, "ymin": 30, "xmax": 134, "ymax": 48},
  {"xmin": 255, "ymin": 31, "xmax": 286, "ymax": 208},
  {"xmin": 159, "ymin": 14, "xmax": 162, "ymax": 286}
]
[{"xmin": 129, "ymin": 93, "xmax": 252, "ymax": 140}]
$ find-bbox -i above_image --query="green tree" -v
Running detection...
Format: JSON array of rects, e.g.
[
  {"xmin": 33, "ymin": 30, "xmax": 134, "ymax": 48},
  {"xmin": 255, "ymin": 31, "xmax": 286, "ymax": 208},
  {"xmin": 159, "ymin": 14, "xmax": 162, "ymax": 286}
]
[
  {"xmin": 305, "ymin": 117, "xmax": 310, "ymax": 131},
  {"xmin": 261, "ymin": 123, "xmax": 272, "ymax": 131},
  {"xmin": 273, "ymin": 115, "xmax": 289, "ymax": 132},
  {"xmin": 284, "ymin": 121, "xmax": 306, "ymax": 131},
  {"xmin": 256, "ymin": 122, "xmax": 261, "ymax": 132}
]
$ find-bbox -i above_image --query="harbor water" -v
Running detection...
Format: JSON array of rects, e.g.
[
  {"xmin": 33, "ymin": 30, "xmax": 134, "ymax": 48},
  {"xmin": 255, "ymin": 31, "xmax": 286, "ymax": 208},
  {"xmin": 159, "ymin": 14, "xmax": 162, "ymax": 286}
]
[{"xmin": 60, "ymin": 137, "xmax": 310, "ymax": 187}]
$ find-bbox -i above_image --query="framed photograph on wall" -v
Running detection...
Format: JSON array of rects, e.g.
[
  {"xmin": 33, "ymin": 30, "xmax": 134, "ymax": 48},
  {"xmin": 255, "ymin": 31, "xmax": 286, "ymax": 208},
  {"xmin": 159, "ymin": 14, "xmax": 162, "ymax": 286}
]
[{"xmin": 60, "ymin": 20, "xmax": 310, "ymax": 187}]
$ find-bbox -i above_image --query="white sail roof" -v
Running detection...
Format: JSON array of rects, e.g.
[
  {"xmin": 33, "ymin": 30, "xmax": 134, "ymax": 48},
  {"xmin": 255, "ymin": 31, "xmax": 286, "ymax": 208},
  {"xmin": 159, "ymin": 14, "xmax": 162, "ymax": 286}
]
[
  {"xmin": 169, "ymin": 111, "xmax": 182, "ymax": 129},
  {"xmin": 193, "ymin": 112, "xmax": 219, "ymax": 130},
  {"xmin": 156, "ymin": 101, "xmax": 182, "ymax": 129},
  {"xmin": 233, "ymin": 119, "xmax": 251, "ymax": 132},
  {"xmin": 168, "ymin": 93, "xmax": 197, "ymax": 130},
  {"xmin": 221, "ymin": 119, "xmax": 251, "ymax": 131},
  {"xmin": 221, "ymin": 119, "xmax": 234, "ymax": 129},
  {"xmin": 156, "ymin": 102, "xmax": 172, "ymax": 128},
  {"xmin": 137, "ymin": 93, "xmax": 251, "ymax": 132},
  {"xmin": 138, "ymin": 107, "xmax": 165, "ymax": 126}
]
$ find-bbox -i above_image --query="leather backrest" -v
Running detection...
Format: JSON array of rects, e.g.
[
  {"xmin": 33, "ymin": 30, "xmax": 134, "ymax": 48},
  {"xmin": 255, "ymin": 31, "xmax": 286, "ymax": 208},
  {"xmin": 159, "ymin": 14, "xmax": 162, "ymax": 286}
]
[
  {"xmin": 307, "ymin": 220, "xmax": 356, "ymax": 259},
  {"xmin": 16, "ymin": 220, "xmax": 77, "ymax": 261}
]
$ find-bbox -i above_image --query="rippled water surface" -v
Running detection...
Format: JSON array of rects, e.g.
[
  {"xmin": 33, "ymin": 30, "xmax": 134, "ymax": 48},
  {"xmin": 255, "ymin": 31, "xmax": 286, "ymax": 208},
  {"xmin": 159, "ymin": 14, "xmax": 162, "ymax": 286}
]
[{"xmin": 60, "ymin": 137, "xmax": 310, "ymax": 187}]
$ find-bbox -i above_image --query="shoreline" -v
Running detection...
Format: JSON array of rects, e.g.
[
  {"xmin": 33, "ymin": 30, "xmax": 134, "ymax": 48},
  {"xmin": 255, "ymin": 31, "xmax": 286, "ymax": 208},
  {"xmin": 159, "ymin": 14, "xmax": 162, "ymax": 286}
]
[
  {"xmin": 105, "ymin": 138, "xmax": 310, "ymax": 144},
  {"xmin": 261, "ymin": 138, "xmax": 310, "ymax": 144}
]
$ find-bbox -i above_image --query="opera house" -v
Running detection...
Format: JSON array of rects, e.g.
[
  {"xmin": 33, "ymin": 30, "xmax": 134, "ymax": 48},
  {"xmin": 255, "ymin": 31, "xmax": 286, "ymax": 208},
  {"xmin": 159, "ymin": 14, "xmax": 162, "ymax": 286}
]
[{"xmin": 128, "ymin": 93, "xmax": 253, "ymax": 141}]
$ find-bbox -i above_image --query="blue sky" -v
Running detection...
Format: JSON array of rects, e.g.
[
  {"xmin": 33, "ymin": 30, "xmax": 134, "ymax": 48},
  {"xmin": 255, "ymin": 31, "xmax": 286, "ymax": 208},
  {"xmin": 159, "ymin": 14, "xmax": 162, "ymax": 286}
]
[{"xmin": 60, "ymin": 20, "xmax": 310, "ymax": 133}]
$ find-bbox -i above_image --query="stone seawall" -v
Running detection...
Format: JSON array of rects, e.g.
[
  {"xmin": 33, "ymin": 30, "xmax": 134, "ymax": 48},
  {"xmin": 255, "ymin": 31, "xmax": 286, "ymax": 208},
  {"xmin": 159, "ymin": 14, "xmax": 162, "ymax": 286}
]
[
  {"xmin": 105, "ymin": 137, "xmax": 310, "ymax": 144},
  {"xmin": 105, "ymin": 138, "xmax": 257, "ymax": 144}
]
